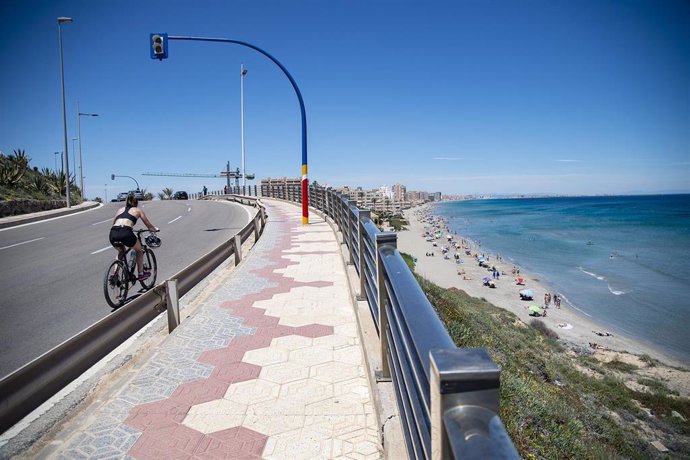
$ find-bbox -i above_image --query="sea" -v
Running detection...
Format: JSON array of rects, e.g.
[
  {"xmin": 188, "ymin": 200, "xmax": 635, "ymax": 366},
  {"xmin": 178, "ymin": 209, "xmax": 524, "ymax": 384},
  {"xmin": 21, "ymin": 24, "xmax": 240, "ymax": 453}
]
[{"xmin": 434, "ymin": 194, "xmax": 690, "ymax": 365}]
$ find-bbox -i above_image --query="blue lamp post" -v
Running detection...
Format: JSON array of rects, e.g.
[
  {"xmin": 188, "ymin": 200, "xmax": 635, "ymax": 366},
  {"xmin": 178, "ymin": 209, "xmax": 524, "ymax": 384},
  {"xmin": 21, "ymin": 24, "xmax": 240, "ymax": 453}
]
[{"xmin": 149, "ymin": 34, "xmax": 309, "ymax": 224}]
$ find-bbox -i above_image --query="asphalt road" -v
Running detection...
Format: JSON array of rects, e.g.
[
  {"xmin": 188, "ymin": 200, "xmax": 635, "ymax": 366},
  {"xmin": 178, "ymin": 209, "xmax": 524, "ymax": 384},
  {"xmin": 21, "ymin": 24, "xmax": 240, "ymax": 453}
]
[{"xmin": 0, "ymin": 199, "xmax": 252, "ymax": 378}]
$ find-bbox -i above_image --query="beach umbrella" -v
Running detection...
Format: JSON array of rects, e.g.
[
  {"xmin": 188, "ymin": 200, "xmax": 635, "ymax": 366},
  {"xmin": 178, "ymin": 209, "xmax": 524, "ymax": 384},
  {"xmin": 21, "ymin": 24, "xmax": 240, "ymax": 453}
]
[
  {"xmin": 519, "ymin": 289, "xmax": 533, "ymax": 296},
  {"xmin": 516, "ymin": 277, "xmax": 524, "ymax": 284},
  {"xmin": 529, "ymin": 305, "xmax": 542, "ymax": 313},
  {"xmin": 483, "ymin": 276, "xmax": 492, "ymax": 282}
]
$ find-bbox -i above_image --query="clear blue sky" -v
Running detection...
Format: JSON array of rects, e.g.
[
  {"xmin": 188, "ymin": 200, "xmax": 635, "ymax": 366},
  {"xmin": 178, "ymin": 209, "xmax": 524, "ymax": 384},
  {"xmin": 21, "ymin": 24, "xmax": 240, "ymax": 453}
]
[{"xmin": 1, "ymin": 0, "xmax": 688, "ymax": 198}]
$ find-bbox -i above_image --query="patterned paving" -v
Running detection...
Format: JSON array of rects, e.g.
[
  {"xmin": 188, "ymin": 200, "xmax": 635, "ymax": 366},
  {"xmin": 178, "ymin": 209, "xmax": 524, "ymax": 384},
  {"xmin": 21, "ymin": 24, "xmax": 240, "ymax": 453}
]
[{"xmin": 48, "ymin": 201, "xmax": 381, "ymax": 459}]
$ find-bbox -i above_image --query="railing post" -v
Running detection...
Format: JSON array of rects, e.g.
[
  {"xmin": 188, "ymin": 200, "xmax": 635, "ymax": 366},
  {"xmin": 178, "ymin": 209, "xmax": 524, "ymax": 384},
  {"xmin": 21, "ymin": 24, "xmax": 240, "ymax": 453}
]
[
  {"xmin": 166, "ymin": 279, "xmax": 180, "ymax": 333},
  {"xmin": 375, "ymin": 232, "xmax": 397, "ymax": 380},
  {"xmin": 358, "ymin": 209, "xmax": 371, "ymax": 301},
  {"xmin": 232, "ymin": 234, "xmax": 242, "ymax": 265},
  {"xmin": 429, "ymin": 348, "xmax": 503, "ymax": 459},
  {"xmin": 253, "ymin": 215, "xmax": 261, "ymax": 239},
  {"xmin": 347, "ymin": 200, "xmax": 357, "ymax": 265}
]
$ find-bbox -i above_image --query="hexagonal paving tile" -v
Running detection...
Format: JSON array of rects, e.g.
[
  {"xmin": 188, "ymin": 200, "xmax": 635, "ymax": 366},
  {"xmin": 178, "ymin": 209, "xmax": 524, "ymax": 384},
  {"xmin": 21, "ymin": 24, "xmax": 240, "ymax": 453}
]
[
  {"xmin": 224, "ymin": 378, "xmax": 280, "ymax": 405},
  {"xmin": 271, "ymin": 334, "xmax": 313, "ymax": 351},
  {"xmin": 182, "ymin": 399, "xmax": 247, "ymax": 434},
  {"xmin": 310, "ymin": 361, "xmax": 362, "ymax": 384},
  {"xmin": 289, "ymin": 346, "xmax": 334, "ymax": 366},
  {"xmin": 278, "ymin": 378, "xmax": 334, "ymax": 405},
  {"xmin": 242, "ymin": 346, "xmax": 289, "ymax": 366},
  {"xmin": 260, "ymin": 361, "xmax": 310, "ymax": 384}
]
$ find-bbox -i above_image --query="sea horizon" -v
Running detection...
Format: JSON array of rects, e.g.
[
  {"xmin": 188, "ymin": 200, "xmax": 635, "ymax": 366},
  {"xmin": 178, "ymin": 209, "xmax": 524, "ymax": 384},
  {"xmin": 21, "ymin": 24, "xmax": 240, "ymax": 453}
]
[{"xmin": 433, "ymin": 194, "xmax": 690, "ymax": 365}]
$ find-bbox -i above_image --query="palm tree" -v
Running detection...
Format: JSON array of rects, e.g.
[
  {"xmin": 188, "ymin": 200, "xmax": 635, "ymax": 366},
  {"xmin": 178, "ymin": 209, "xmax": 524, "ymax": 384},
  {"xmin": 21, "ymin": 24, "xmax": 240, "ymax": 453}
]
[{"xmin": 160, "ymin": 187, "xmax": 174, "ymax": 200}]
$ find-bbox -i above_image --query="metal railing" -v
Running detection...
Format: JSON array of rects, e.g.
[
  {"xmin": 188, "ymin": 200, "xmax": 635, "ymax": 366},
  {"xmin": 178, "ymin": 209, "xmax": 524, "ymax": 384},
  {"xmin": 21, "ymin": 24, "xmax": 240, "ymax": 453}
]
[
  {"xmin": 262, "ymin": 184, "xmax": 518, "ymax": 459},
  {"xmin": 0, "ymin": 196, "xmax": 266, "ymax": 433}
]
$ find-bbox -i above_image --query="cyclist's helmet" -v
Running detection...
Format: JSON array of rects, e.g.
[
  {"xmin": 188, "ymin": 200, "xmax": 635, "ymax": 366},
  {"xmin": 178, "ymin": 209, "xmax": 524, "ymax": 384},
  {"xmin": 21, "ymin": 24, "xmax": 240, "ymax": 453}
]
[{"xmin": 145, "ymin": 234, "xmax": 162, "ymax": 248}]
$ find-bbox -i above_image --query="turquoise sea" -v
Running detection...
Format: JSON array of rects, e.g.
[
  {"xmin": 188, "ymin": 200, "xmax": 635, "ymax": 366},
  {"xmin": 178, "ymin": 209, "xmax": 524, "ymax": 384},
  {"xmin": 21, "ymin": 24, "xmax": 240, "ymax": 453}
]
[{"xmin": 435, "ymin": 194, "xmax": 690, "ymax": 364}]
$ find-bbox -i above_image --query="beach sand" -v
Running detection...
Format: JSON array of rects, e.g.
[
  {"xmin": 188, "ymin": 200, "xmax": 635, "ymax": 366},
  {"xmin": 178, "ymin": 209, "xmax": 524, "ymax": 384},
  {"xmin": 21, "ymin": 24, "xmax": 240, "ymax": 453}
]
[{"xmin": 397, "ymin": 205, "xmax": 689, "ymax": 397}]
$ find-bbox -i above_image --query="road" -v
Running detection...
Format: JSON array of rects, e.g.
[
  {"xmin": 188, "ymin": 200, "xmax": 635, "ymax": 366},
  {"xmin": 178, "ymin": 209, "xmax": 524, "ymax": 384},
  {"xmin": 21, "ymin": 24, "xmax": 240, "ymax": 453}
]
[{"xmin": 0, "ymin": 199, "xmax": 252, "ymax": 378}]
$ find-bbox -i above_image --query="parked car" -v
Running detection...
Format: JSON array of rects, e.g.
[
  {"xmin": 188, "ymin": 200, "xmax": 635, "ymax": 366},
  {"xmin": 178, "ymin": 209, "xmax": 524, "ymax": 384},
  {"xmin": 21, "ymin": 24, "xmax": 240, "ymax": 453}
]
[
  {"xmin": 130, "ymin": 189, "xmax": 145, "ymax": 200},
  {"xmin": 173, "ymin": 191, "xmax": 189, "ymax": 200}
]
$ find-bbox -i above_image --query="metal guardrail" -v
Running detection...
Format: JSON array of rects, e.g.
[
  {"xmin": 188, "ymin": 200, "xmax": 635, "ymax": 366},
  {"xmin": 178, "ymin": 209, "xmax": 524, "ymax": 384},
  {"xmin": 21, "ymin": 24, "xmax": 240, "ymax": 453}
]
[
  {"xmin": 0, "ymin": 196, "xmax": 266, "ymax": 433},
  {"xmin": 263, "ymin": 184, "xmax": 519, "ymax": 460}
]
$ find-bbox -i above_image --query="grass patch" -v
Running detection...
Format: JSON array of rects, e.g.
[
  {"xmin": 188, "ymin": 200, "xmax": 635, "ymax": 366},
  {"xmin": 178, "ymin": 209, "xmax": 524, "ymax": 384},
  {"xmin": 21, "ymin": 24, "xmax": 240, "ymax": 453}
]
[
  {"xmin": 605, "ymin": 358, "xmax": 639, "ymax": 373},
  {"xmin": 412, "ymin": 274, "xmax": 690, "ymax": 458},
  {"xmin": 529, "ymin": 319, "xmax": 559, "ymax": 340}
]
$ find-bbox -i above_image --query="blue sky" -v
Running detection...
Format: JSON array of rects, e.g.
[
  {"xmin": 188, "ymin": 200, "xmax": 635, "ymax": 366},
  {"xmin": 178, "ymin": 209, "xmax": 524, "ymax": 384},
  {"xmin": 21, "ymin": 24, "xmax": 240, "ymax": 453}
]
[{"xmin": 1, "ymin": 0, "xmax": 688, "ymax": 198}]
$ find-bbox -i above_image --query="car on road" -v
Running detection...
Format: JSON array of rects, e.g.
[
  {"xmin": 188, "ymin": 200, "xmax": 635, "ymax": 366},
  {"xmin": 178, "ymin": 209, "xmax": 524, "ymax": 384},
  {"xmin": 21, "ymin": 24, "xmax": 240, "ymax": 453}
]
[
  {"xmin": 112, "ymin": 192, "xmax": 128, "ymax": 202},
  {"xmin": 129, "ymin": 189, "xmax": 144, "ymax": 200},
  {"xmin": 173, "ymin": 191, "xmax": 189, "ymax": 200}
]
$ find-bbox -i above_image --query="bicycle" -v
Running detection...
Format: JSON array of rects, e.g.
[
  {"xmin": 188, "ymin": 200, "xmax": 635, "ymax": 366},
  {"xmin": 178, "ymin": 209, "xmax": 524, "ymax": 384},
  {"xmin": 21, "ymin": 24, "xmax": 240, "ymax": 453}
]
[{"xmin": 103, "ymin": 229, "xmax": 160, "ymax": 308}]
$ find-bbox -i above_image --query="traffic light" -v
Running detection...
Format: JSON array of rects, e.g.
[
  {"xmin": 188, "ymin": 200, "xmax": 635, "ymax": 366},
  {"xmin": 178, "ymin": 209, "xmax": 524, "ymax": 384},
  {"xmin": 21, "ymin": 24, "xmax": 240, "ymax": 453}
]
[{"xmin": 150, "ymin": 33, "xmax": 168, "ymax": 60}]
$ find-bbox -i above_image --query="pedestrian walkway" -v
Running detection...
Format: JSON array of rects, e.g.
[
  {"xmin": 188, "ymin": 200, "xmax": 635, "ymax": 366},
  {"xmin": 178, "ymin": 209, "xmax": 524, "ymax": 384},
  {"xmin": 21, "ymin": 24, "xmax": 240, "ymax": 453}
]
[{"xmin": 36, "ymin": 200, "xmax": 382, "ymax": 459}]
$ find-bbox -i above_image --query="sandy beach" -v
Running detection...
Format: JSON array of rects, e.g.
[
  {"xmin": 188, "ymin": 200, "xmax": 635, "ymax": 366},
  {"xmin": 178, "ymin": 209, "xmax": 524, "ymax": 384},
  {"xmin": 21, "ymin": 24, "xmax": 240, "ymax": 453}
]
[{"xmin": 397, "ymin": 204, "xmax": 689, "ymax": 397}]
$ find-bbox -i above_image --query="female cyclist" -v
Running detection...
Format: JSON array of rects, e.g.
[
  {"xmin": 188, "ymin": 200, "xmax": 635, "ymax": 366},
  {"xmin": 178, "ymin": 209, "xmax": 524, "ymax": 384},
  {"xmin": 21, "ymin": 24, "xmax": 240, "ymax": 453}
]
[{"xmin": 109, "ymin": 194, "xmax": 158, "ymax": 280}]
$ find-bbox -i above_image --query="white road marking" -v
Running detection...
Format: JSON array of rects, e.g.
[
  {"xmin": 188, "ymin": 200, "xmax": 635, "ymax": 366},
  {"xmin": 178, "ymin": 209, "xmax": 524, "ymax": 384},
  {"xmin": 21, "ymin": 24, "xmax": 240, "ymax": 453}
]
[
  {"xmin": 187, "ymin": 207, "xmax": 191, "ymax": 212},
  {"xmin": 91, "ymin": 218, "xmax": 111, "ymax": 226},
  {"xmin": 91, "ymin": 246, "xmax": 112, "ymax": 255},
  {"xmin": 168, "ymin": 216, "xmax": 182, "ymax": 224},
  {"xmin": 0, "ymin": 203, "xmax": 103, "ymax": 233},
  {"xmin": 0, "ymin": 237, "xmax": 45, "ymax": 251}
]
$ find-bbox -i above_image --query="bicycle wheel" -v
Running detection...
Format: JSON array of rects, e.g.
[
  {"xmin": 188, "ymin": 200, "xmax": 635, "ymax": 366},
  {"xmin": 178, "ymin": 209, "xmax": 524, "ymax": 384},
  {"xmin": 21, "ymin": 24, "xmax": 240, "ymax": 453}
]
[
  {"xmin": 104, "ymin": 260, "xmax": 128, "ymax": 308},
  {"xmin": 139, "ymin": 248, "xmax": 158, "ymax": 290}
]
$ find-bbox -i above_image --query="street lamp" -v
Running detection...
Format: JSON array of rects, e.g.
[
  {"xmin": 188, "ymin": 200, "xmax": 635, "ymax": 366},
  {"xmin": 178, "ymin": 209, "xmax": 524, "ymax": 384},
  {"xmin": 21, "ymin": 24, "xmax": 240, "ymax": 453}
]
[
  {"xmin": 78, "ymin": 103, "xmax": 99, "ymax": 199},
  {"xmin": 58, "ymin": 16, "xmax": 73, "ymax": 207},
  {"xmin": 240, "ymin": 63, "xmax": 248, "ymax": 189}
]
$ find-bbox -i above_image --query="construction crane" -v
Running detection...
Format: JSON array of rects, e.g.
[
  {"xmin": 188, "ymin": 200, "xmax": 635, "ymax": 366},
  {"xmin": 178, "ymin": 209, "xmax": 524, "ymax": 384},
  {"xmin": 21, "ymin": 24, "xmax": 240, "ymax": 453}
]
[{"xmin": 143, "ymin": 162, "xmax": 254, "ymax": 188}]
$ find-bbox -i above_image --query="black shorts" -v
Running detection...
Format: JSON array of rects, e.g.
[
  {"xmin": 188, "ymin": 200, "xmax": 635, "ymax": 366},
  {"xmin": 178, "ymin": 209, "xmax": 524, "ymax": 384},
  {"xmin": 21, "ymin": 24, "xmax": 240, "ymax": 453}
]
[{"xmin": 109, "ymin": 226, "xmax": 137, "ymax": 248}]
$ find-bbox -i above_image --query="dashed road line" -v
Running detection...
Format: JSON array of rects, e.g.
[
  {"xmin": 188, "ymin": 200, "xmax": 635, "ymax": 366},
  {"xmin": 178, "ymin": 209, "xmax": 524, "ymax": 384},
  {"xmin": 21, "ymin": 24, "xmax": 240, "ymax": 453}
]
[
  {"xmin": 0, "ymin": 237, "xmax": 45, "ymax": 251},
  {"xmin": 168, "ymin": 216, "xmax": 182, "ymax": 224},
  {"xmin": 91, "ymin": 246, "xmax": 112, "ymax": 255},
  {"xmin": 91, "ymin": 218, "xmax": 111, "ymax": 226}
]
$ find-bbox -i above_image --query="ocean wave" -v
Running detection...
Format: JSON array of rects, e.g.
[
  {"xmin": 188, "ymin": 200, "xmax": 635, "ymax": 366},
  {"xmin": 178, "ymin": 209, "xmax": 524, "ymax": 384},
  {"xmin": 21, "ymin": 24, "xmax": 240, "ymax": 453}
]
[
  {"xmin": 608, "ymin": 284, "xmax": 628, "ymax": 296},
  {"xmin": 577, "ymin": 266, "xmax": 606, "ymax": 281}
]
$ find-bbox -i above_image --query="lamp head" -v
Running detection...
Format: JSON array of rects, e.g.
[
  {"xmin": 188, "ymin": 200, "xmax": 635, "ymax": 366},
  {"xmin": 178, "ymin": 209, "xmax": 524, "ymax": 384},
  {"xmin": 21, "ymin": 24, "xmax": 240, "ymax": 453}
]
[{"xmin": 57, "ymin": 17, "xmax": 73, "ymax": 24}]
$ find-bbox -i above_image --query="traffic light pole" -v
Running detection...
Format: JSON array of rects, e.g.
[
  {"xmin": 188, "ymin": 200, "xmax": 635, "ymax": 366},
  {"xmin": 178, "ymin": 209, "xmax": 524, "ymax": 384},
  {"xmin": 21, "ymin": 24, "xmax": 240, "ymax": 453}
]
[{"xmin": 158, "ymin": 35, "xmax": 309, "ymax": 224}]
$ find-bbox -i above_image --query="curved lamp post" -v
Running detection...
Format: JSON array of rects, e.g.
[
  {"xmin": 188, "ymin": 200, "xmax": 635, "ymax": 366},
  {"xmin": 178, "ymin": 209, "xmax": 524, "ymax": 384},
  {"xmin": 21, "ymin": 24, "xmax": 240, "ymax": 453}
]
[
  {"xmin": 111, "ymin": 174, "xmax": 140, "ymax": 191},
  {"xmin": 151, "ymin": 34, "xmax": 310, "ymax": 224}
]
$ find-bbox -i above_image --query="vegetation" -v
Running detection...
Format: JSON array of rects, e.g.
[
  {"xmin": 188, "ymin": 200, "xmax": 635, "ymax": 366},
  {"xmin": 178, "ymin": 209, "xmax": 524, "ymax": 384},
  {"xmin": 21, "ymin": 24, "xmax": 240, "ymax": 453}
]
[
  {"xmin": 401, "ymin": 252, "xmax": 689, "ymax": 458},
  {"xmin": 0, "ymin": 149, "xmax": 82, "ymax": 202},
  {"xmin": 158, "ymin": 187, "xmax": 174, "ymax": 200}
]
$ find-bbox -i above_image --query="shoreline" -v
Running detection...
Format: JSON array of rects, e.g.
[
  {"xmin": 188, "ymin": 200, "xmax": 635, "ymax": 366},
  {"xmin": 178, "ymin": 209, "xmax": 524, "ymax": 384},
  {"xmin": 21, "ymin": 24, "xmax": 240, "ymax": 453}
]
[{"xmin": 397, "ymin": 204, "xmax": 689, "ymax": 395}]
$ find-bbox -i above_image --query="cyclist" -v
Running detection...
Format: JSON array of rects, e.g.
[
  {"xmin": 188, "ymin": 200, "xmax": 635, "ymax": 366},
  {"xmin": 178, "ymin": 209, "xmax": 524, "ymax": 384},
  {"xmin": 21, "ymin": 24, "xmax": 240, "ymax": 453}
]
[{"xmin": 109, "ymin": 193, "xmax": 158, "ymax": 280}]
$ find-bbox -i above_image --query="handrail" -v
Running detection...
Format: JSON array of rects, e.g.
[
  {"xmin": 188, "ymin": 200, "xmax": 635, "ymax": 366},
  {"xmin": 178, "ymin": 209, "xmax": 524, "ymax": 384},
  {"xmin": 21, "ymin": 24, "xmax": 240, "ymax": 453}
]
[
  {"xmin": 262, "ymin": 183, "xmax": 518, "ymax": 459},
  {"xmin": 0, "ymin": 196, "xmax": 266, "ymax": 433}
]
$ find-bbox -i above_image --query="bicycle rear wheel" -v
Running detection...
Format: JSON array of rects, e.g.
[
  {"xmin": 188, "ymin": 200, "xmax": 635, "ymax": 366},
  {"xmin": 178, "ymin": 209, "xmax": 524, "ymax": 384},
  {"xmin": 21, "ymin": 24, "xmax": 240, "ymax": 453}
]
[
  {"xmin": 139, "ymin": 248, "xmax": 158, "ymax": 290},
  {"xmin": 104, "ymin": 260, "xmax": 128, "ymax": 308}
]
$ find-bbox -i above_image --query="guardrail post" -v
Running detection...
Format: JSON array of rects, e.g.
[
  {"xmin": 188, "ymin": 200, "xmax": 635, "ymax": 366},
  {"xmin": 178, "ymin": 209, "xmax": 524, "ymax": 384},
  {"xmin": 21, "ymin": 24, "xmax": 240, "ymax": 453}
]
[
  {"xmin": 166, "ymin": 279, "xmax": 180, "ymax": 333},
  {"xmin": 347, "ymin": 200, "xmax": 357, "ymax": 265},
  {"xmin": 357, "ymin": 209, "xmax": 371, "ymax": 301},
  {"xmin": 233, "ymin": 234, "xmax": 243, "ymax": 265},
  {"xmin": 429, "ymin": 348, "xmax": 505, "ymax": 459},
  {"xmin": 253, "ymin": 215, "xmax": 261, "ymax": 239},
  {"xmin": 376, "ymin": 232, "xmax": 397, "ymax": 380}
]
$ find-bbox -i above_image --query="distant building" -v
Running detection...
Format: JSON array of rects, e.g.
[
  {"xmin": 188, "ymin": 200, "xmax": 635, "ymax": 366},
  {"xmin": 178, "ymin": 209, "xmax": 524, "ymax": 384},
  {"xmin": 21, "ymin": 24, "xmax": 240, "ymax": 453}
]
[{"xmin": 392, "ymin": 183, "xmax": 406, "ymax": 202}]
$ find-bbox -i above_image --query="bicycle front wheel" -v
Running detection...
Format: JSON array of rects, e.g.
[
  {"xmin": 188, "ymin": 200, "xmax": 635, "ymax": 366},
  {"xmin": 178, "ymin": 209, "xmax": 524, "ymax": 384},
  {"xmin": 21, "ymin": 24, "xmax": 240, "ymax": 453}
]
[
  {"xmin": 104, "ymin": 260, "xmax": 128, "ymax": 308},
  {"xmin": 139, "ymin": 248, "xmax": 158, "ymax": 290}
]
